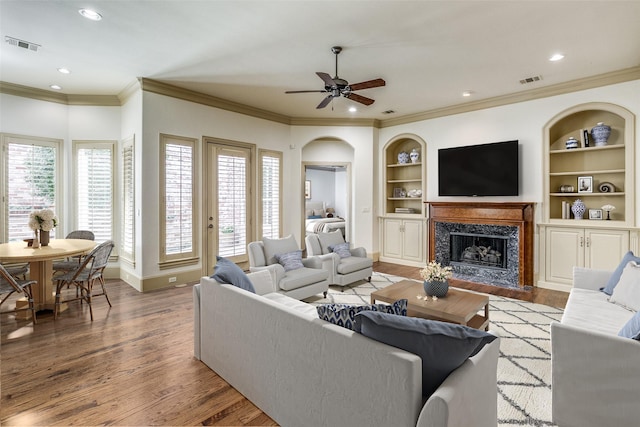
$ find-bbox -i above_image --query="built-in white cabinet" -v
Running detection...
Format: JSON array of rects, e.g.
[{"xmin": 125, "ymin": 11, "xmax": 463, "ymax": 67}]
[
  {"xmin": 539, "ymin": 226, "xmax": 630, "ymax": 290},
  {"xmin": 379, "ymin": 136, "xmax": 427, "ymax": 266},
  {"xmin": 381, "ymin": 218, "xmax": 425, "ymax": 264},
  {"xmin": 538, "ymin": 102, "xmax": 637, "ymax": 292}
]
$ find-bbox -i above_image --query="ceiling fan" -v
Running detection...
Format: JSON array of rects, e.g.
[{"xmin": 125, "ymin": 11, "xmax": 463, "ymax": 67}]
[{"xmin": 285, "ymin": 46, "xmax": 386, "ymax": 109}]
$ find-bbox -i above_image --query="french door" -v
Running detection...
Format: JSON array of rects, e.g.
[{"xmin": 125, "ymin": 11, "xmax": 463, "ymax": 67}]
[{"xmin": 206, "ymin": 141, "xmax": 253, "ymax": 273}]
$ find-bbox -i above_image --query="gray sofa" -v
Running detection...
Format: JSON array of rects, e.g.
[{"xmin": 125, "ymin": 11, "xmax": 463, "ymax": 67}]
[
  {"xmin": 551, "ymin": 267, "xmax": 640, "ymax": 427},
  {"xmin": 194, "ymin": 272, "xmax": 500, "ymax": 427}
]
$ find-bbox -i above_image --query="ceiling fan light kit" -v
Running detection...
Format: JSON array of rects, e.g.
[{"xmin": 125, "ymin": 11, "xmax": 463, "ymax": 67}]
[{"xmin": 285, "ymin": 46, "xmax": 385, "ymax": 109}]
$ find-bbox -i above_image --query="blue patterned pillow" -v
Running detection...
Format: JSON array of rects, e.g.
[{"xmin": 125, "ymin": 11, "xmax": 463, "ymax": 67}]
[
  {"xmin": 329, "ymin": 242, "xmax": 351, "ymax": 258},
  {"xmin": 317, "ymin": 299, "xmax": 407, "ymax": 331},
  {"xmin": 275, "ymin": 250, "xmax": 304, "ymax": 272}
]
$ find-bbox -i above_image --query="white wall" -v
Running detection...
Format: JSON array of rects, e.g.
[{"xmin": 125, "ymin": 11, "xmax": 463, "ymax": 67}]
[{"xmin": 305, "ymin": 169, "xmax": 336, "ymax": 207}]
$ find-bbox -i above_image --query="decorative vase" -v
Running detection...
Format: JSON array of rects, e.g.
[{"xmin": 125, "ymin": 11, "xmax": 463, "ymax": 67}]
[
  {"xmin": 591, "ymin": 122, "xmax": 611, "ymax": 146},
  {"xmin": 571, "ymin": 199, "xmax": 586, "ymax": 220},
  {"xmin": 32, "ymin": 230, "xmax": 40, "ymax": 248},
  {"xmin": 410, "ymin": 148, "xmax": 420, "ymax": 163},
  {"xmin": 423, "ymin": 279, "xmax": 449, "ymax": 297},
  {"xmin": 397, "ymin": 151, "xmax": 409, "ymax": 164},
  {"xmin": 40, "ymin": 230, "xmax": 50, "ymax": 246},
  {"xmin": 565, "ymin": 137, "xmax": 579, "ymax": 149}
]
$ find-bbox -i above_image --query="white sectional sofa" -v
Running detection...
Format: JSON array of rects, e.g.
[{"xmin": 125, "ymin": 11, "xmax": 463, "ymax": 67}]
[
  {"xmin": 194, "ymin": 272, "xmax": 500, "ymax": 427},
  {"xmin": 551, "ymin": 267, "xmax": 640, "ymax": 427}
]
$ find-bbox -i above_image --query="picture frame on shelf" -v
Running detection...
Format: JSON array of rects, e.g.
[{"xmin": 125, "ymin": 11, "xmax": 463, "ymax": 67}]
[
  {"xmin": 393, "ymin": 187, "xmax": 405, "ymax": 198},
  {"xmin": 578, "ymin": 176, "xmax": 593, "ymax": 193},
  {"xmin": 589, "ymin": 209, "xmax": 603, "ymax": 220}
]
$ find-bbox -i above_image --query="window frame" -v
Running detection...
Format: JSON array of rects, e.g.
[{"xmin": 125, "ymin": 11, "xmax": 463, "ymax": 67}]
[
  {"xmin": 1, "ymin": 133, "xmax": 63, "ymax": 242},
  {"xmin": 258, "ymin": 149, "xmax": 283, "ymax": 240},
  {"xmin": 159, "ymin": 133, "xmax": 198, "ymax": 267},
  {"xmin": 120, "ymin": 135, "xmax": 135, "ymax": 264}
]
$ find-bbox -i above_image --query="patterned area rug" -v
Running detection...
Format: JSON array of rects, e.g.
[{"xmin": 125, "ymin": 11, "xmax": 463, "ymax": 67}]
[{"xmin": 304, "ymin": 272, "xmax": 564, "ymax": 427}]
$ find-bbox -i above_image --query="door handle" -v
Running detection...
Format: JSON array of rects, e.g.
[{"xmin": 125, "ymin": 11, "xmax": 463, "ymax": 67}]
[{"xmin": 580, "ymin": 237, "xmax": 584, "ymax": 247}]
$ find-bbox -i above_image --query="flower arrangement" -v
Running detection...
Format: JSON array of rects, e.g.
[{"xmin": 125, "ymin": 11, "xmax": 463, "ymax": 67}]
[
  {"xmin": 419, "ymin": 261, "xmax": 453, "ymax": 282},
  {"xmin": 28, "ymin": 209, "xmax": 58, "ymax": 232}
]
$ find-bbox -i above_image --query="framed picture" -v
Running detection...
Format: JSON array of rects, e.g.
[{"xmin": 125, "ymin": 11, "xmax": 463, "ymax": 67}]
[
  {"xmin": 305, "ymin": 180, "xmax": 311, "ymax": 199},
  {"xmin": 589, "ymin": 209, "xmax": 603, "ymax": 220},
  {"xmin": 393, "ymin": 187, "xmax": 405, "ymax": 198},
  {"xmin": 578, "ymin": 176, "xmax": 593, "ymax": 193}
]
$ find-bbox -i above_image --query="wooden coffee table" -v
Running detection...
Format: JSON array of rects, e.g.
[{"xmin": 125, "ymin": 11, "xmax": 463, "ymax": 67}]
[{"xmin": 370, "ymin": 280, "xmax": 490, "ymax": 330}]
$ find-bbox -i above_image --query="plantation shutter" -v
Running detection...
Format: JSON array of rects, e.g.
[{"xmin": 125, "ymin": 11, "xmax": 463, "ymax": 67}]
[
  {"xmin": 162, "ymin": 138, "xmax": 195, "ymax": 260},
  {"xmin": 5, "ymin": 139, "xmax": 58, "ymax": 241},
  {"xmin": 217, "ymin": 149, "xmax": 248, "ymax": 258},
  {"xmin": 75, "ymin": 142, "xmax": 114, "ymax": 244},
  {"xmin": 260, "ymin": 151, "xmax": 282, "ymax": 239},
  {"xmin": 121, "ymin": 138, "xmax": 135, "ymax": 261}
]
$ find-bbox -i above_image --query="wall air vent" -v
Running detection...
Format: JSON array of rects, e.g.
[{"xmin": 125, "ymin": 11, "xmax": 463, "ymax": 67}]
[
  {"xmin": 519, "ymin": 75, "xmax": 542, "ymax": 85},
  {"xmin": 5, "ymin": 36, "xmax": 40, "ymax": 52}
]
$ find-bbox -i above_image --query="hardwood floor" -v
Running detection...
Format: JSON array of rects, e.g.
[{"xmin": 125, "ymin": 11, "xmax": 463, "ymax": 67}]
[{"xmin": 1, "ymin": 262, "xmax": 567, "ymax": 426}]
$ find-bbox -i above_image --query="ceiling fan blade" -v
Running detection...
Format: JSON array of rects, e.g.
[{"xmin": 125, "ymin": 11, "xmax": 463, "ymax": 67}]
[
  {"xmin": 316, "ymin": 94, "xmax": 334, "ymax": 109},
  {"xmin": 348, "ymin": 78, "xmax": 386, "ymax": 91},
  {"xmin": 345, "ymin": 92, "xmax": 375, "ymax": 106},
  {"xmin": 285, "ymin": 90, "xmax": 327, "ymax": 94},
  {"xmin": 316, "ymin": 72, "xmax": 337, "ymax": 88}
]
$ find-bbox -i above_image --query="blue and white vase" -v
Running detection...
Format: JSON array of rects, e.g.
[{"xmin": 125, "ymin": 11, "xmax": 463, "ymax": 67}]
[
  {"xmin": 565, "ymin": 137, "xmax": 579, "ymax": 149},
  {"xmin": 591, "ymin": 122, "xmax": 611, "ymax": 146},
  {"xmin": 571, "ymin": 199, "xmax": 586, "ymax": 220},
  {"xmin": 410, "ymin": 148, "xmax": 420, "ymax": 163},
  {"xmin": 423, "ymin": 279, "xmax": 449, "ymax": 297},
  {"xmin": 398, "ymin": 151, "xmax": 410, "ymax": 164}
]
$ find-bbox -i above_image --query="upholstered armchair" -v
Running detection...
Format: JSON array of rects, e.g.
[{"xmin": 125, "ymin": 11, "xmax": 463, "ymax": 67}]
[
  {"xmin": 305, "ymin": 231, "xmax": 373, "ymax": 291},
  {"xmin": 248, "ymin": 235, "xmax": 329, "ymax": 300}
]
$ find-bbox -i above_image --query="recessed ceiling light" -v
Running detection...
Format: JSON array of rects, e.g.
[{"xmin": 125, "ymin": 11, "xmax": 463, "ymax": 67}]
[
  {"xmin": 79, "ymin": 8, "xmax": 102, "ymax": 21},
  {"xmin": 462, "ymin": 91, "xmax": 473, "ymax": 97},
  {"xmin": 57, "ymin": 68, "xmax": 71, "ymax": 74},
  {"xmin": 348, "ymin": 106, "xmax": 357, "ymax": 113},
  {"xmin": 549, "ymin": 53, "xmax": 565, "ymax": 62},
  {"xmin": 50, "ymin": 85, "xmax": 62, "ymax": 90}
]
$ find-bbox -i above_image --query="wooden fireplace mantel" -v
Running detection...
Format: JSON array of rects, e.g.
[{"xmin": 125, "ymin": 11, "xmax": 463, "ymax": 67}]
[{"xmin": 427, "ymin": 201, "xmax": 535, "ymax": 292}]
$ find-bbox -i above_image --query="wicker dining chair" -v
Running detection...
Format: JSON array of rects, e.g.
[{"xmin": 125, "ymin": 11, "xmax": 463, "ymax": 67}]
[
  {"xmin": 53, "ymin": 240, "xmax": 114, "ymax": 321},
  {"xmin": 52, "ymin": 230, "xmax": 95, "ymax": 274},
  {"xmin": 0, "ymin": 263, "xmax": 37, "ymax": 324}
]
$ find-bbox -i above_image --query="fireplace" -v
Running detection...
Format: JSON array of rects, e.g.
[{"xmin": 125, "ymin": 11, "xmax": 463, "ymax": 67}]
[
  {"xmin": 428, "ymin": 202, "xmax": 534, "ymax": 296},
  {"xmin": 450, "ymin": 232, "xmax": 508, "ymax": 270}
]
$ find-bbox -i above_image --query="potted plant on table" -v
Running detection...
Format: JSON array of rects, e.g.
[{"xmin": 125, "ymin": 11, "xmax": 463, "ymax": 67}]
[
  {"xmin": 28, "ymin": 209, "xmax": 58, "ymax": 247},
  {"xmin": 419, "ymin": 261, "xmax": 453, "ymax": 297}
]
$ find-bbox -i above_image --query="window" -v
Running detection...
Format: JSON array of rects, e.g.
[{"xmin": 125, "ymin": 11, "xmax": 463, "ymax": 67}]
[
  {"xmin": 121, "ymin": 136, "xmax": 135, "ymax": 262},
  {"xmin": 160, "ymin": 134, "xmax": 197, "ymax": 265},
  {"xmin": 259, "ymin": 150, "xmax": 282, "ymax": 239},
  {"xmin": 74, "ymin": 141, "xmax": 115, "ymax": 244},
  {"xmin": 216, "ymin": 147, "xmax": 250, "ymax": 258},
  {"xmin": 1, "ymin": 134, "xmax": 61, "ymax": 242}
]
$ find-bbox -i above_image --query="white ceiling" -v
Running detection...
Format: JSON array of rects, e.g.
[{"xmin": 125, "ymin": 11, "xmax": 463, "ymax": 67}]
[{"xmin": 2, "ymin": 1, "xmax": 639, "ymax": 121}]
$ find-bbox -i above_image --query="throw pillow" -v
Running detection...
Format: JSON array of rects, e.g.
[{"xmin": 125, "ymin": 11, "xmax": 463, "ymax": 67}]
[
  {"xmin": 618, "ymin": 310, "xmax": 640, "ymax": 340},
  {"xmin": 317, "ymin": 230, "xmax": 345, "ymax": 254},
  {"xmin": 329, "ymin": 242, "xmax": 351, "ymax": 259},
  {"xmin": 609, "ymin": 261, "xmax": 640, "ymax": 311},
  {"xmin": 263, "ymin": 235, "xmax": 298, "ymax": 265},
  {"xmin": 317, "ymin": 299, "xmax": 408, "ymax": 331},
  {"xmin": 354, "ymin": 311, "xmax": 497, "ymax": 397},
  {"xmin": 602, "ymin": 251, "xmax": 640, "ymax": 295},
  {"xmin": 313, "ymin": 208, "xmax": 325, "ymax": 217},
  {"xmin": 247, "ymin": 269, "xmax": 275, "ymax": 295},
  {"xmin": 275, "ymin": 250, "xmax": 304, "ymax": 272},
  {"xmin": 210, "ymin": 256, "xmax": 255, "ymax": 293}
]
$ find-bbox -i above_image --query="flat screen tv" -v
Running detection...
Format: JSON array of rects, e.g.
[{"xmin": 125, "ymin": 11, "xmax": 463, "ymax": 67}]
[{"xmin": 438, "ymin": 140, "xmax": 519, "ymax": 196}]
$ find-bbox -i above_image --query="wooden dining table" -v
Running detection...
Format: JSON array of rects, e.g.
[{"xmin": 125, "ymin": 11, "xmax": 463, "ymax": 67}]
[{"xmin": 0, "ymin": 239, "xmax": 97, "ymax": 313}]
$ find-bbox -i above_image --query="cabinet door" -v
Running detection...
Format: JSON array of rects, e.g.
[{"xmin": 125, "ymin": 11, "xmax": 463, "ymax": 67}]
[
  {"xmin": 383, "ymin": 219, "xmax": 403, "ymax": 258},
  {"xmin": 402, "ymin": 220, "xmax": 424, "ymax": 262},
  {"xmin": 545, "ymin": 227, "xmax": 584, "ymax": 285},
  {"xmin": 585, "ymin": 229, "xmax": 629, "ymax": 270}
]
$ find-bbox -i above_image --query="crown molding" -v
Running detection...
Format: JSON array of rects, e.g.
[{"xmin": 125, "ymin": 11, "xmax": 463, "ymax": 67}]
[
  {"xmin": 378, "ymin": 66, "xmax": 640, "ymax": 128},
  {"xmin": 0, "ymin": 81, "xmax": 121, "ymax": 106},
  {"xmin": 2, "ymin": 66, "xmax": 638, "ymax": 127},
  {"xmin": 138, "ymin": 78, "xmax": 292, "ymax": 125}
]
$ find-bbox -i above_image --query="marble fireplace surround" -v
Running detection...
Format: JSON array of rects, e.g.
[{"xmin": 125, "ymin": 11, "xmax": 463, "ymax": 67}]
[{"xmin": 428, "ymin": 202, "xmax": 535, "ymax": 297}]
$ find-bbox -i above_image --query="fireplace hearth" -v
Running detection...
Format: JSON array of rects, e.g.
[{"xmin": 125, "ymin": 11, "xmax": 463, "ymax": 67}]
[{"xmin": 428, "ymin": 202, "xmax": 534, "ymax": 295}]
